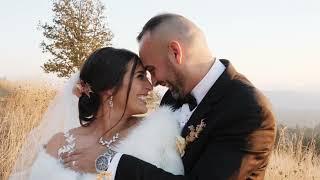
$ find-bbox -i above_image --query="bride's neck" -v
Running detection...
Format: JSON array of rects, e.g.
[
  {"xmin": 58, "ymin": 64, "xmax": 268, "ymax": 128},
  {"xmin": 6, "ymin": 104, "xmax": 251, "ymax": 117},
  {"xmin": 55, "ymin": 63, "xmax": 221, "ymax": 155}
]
[{"xmin": 90, "ymin": 106, "xmax": 132, "ymax": 138}]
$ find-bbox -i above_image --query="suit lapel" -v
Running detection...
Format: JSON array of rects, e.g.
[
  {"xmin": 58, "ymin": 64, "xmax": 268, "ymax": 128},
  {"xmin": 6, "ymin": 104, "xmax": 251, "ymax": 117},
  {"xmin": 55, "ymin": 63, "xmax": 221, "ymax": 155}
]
[
  {"xmin": 180, "ymin": 60, "xmax": 240, "ymax": 168},
  {"xmin": 181, "ymin": 59, "xmax": 238, "ymax": 137},
  {"xmin": 160, "ymin": 59, "xmax": 239, "ymax": 140}
]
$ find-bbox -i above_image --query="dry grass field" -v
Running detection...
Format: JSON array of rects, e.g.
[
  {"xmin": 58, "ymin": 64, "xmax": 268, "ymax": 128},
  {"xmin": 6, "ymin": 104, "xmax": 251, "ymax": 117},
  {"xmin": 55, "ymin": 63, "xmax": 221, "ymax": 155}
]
[
  {"xmin": 0, "ymin": 80, "xmax": 56, "ymax": 180},
  {"xmin": 0, "ymin": 80, "xmax": 320, "ymax": 180}
]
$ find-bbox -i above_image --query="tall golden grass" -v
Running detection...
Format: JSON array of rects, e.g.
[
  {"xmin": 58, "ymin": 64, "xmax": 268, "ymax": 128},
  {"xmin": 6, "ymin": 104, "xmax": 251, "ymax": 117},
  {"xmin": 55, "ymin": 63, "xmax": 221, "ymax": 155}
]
[
  {"xmin": 0, "ymin": 80, "xmax": 56, "ymax": 180},
  {"xmin": 266, "ymin": 128, "xmax": 320, "ymax": 179},
  {"xmin": 0, "ymin": 80, "xmax": 320, "ymax": 180}
]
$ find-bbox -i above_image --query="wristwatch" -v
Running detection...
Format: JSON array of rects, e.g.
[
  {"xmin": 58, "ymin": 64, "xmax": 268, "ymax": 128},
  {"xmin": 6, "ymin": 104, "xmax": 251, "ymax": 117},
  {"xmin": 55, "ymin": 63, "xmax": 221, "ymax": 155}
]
[{"xmin": 95, "ymin": 148, "xmax": 117, "ymax": 173}]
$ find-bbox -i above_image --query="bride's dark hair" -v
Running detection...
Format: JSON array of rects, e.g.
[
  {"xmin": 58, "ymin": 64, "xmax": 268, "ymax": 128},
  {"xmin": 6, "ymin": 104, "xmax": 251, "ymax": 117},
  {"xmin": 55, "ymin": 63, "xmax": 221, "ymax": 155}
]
[{"xmin": 78, "ymin": 47, "xmax": 140, "ymax": 127}]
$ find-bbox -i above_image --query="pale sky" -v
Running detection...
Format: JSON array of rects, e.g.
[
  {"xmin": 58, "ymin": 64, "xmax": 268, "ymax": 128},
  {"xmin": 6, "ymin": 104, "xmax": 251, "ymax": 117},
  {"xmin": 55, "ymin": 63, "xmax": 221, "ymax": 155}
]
[{"xmin": 0, "ymin": 0, "xmax": 319, "ymax": 92}]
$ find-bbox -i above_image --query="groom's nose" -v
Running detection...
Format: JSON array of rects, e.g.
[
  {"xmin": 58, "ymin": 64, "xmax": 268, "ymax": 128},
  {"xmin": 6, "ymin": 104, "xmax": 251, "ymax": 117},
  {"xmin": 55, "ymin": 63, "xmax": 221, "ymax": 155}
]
[
  {"xmin": 151, "ymin": 77, "xmax": 158, "ymax": 87},
  {"xmin": 146, "ymin": 81, "xmax": 153, "ymax": 91}
]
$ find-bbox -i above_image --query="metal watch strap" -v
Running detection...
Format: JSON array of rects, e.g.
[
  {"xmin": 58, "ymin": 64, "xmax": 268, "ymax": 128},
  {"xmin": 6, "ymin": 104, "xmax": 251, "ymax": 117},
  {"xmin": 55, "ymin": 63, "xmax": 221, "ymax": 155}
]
[
  {"xmin": 104, "ymin": 148, "xmax": 117, "ymax": 165},
  {"xmin": 95, "ymin": 148, "xmax": 117, "ymax": 173}
]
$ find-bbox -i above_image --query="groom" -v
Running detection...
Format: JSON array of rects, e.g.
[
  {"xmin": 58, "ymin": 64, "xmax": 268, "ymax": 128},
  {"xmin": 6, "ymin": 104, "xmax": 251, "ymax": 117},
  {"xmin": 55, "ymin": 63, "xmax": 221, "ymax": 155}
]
[{"xmin": 65, "ymin": 13, "xmax": 276, "ymax": 179}]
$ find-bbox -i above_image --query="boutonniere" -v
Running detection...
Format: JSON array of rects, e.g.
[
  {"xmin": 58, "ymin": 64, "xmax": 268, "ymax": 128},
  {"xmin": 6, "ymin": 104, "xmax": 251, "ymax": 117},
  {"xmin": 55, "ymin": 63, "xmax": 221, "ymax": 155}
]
[{"xmin": 176, "ymin": 119, "xmax": 206, "ymax": 157}]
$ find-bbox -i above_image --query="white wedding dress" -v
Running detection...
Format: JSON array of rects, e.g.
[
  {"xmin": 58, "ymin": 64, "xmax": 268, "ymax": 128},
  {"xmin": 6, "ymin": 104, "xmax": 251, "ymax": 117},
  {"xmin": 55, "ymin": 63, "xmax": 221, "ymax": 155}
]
[
  {"xmin": 28, "ymin": 106, "xmax": 184, "ymax": 180},
  {"xmin": 9, "ymin": 73, "xmax": 184, "ymax": 180}
]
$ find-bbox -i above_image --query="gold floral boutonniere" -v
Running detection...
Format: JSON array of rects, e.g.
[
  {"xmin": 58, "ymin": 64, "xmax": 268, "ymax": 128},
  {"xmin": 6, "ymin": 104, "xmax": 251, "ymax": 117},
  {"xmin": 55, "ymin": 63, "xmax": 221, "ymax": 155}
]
[{"xmin": 176, "ymin": 119, "xmax": 206, "ymax": 157}]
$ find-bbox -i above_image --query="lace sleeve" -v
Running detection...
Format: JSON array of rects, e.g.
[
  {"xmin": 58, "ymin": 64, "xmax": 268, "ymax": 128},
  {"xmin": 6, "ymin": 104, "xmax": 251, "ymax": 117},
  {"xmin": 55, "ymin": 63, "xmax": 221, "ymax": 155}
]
[{"xmin": 57, "ymin": 131, "xmax": 76, "ymax": 159}]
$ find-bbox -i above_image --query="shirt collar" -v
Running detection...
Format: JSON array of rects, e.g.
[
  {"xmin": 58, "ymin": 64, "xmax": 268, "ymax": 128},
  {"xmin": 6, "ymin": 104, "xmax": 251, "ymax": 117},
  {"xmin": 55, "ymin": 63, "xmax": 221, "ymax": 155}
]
[{"xmin": 191, "ymin": 59, "xmax": 226, "ymax": 105}]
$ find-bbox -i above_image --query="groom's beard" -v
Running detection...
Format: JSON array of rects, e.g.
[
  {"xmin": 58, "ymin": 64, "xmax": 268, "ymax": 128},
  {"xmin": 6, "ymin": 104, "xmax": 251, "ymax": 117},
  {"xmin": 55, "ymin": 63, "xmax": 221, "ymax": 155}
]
[
  {"xmin": 168, "ymin": 69, "xmax": 185, "ymax": 100},
  {"xmin": 170, "ymin": 84, "xmax": 182, "ymax": 100}
]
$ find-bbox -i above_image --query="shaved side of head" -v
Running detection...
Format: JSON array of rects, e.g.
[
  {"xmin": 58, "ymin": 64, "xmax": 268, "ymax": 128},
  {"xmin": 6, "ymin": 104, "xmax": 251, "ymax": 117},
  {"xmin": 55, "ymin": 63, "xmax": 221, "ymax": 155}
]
[{"xmin": 138, "ymin": 13, "xmax": 205, "ymax": 48}]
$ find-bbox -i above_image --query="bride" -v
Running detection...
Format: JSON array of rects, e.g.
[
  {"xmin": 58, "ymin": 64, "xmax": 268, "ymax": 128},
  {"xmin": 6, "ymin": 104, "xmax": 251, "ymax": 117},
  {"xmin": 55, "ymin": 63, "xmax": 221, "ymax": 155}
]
[{"xmin": 10, "ymin": 47, "xmax": 184, "ymax": 179}]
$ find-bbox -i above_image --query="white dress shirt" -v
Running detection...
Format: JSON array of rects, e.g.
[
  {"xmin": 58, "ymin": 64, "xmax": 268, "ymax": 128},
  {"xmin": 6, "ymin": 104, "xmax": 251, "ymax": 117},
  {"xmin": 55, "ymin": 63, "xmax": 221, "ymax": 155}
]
[
  {"xmin": 106, "ymin": 59, "xmax": 226, "ymax": 179},
  {"xmin": 177, "ymin": 59, "xmax": 226, "ymax": 128}
]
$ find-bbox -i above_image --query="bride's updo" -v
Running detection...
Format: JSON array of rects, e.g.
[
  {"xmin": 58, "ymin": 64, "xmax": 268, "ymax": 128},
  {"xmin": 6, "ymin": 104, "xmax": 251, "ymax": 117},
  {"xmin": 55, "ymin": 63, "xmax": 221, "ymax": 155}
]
[{"xmin": 78, "ymin": 47, "xmax": 140, "ymax": 126}]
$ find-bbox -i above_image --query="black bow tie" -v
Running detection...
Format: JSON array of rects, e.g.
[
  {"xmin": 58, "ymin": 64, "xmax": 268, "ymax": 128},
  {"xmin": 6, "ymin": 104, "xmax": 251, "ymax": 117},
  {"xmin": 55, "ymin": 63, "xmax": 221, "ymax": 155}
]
[{"xmin": 176, "ymin": 93, "xmax": 198, "ymax": 111}]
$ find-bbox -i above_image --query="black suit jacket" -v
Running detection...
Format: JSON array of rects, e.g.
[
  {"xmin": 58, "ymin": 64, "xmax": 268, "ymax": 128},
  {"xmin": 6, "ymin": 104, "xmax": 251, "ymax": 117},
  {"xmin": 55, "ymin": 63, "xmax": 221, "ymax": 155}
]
[{"xmin": 115, "ymin": 60, "xmax": 276, "ymax": 180}]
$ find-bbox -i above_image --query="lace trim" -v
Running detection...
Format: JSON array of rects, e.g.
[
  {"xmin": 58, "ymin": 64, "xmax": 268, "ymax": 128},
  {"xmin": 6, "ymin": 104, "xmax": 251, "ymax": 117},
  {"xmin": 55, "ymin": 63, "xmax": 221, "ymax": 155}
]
[{"xmin": 57, "ymin": 131, "xmax": 76, "ymax": 159}]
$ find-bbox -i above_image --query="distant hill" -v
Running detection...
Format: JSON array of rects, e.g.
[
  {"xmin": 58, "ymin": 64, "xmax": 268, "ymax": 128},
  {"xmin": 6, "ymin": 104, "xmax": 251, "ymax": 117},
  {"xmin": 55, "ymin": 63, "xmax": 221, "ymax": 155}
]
[
  {"xmin": 0, "ymin": 81, "xmax": 10, "ymax": 103},
  {"xmin": 0, "ymin": 88, "xmax": 9, "ymax": 97},
  {"xmin": 156, "ymin": 88, "xmax": 320, "ymax": 128},
  {"xmin": 264, "ymin": 91, "xmax": 320, "ymax": 128},
  {"xmin": 2, "ymin": 82, "xmax": 319, "ymax": 128},
  {"xmin": 0, "ymin": 88, "xmax": 8, "ymax": 104}
]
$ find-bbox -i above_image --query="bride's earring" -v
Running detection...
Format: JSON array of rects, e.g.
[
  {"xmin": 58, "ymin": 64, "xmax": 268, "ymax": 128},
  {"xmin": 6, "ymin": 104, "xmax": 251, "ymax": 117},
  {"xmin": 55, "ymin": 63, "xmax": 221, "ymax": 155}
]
[{"xmin": 108, "ymin": 96, "xmax": 113, "ymax": 108}]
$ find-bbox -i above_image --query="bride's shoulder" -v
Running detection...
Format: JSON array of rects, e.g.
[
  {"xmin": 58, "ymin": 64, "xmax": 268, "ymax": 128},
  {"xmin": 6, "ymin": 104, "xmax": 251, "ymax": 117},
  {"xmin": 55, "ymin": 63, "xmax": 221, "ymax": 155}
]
[
  {"xmin": 45, "ymin": 127, "xmax": 85, "ymax": 158},
  {"xmin": 45, "ymin": 132, "xmax": 66, "ymax": 158}
]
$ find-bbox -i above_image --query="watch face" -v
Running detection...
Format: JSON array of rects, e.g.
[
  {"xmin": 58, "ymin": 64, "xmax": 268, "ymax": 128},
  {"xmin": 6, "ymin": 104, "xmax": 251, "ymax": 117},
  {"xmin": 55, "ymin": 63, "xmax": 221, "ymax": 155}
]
[{"xmin": 96, "ymin": 155, "xmax": 109, "ymax": 171}]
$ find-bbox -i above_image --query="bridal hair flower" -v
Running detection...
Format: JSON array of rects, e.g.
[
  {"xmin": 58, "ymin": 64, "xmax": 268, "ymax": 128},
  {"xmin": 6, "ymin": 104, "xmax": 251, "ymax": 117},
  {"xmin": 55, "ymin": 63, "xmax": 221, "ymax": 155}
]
[
  {"xmin": 73, "ymin": 80, "xmax": 93, "ymax": 98},
  {"xmin": 176, "ymin": 119, "xmax": 206, "ymax": 157}
]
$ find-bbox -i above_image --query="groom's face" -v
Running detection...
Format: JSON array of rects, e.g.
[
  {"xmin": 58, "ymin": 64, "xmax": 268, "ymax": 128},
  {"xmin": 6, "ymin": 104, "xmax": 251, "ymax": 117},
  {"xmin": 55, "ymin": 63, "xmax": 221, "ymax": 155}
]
[{"xmin": 139, "ymin": 34, "xmax": 185, "ymax": 99}]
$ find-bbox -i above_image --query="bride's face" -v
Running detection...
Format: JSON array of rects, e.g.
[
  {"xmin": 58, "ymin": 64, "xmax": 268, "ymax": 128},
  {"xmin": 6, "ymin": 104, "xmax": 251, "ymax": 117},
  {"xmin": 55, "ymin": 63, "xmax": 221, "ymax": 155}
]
[{"xmin": 113, "ymin": 62, "xmax": 153, "ymax": 115}]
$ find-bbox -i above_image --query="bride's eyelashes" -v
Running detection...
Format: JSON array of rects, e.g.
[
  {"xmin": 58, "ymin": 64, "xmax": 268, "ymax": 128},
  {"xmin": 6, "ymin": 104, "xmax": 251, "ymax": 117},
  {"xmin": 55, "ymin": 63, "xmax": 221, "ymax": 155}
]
[{"xmin": 136, "ymin": 72, "xmax": 147, "ymax": 80}]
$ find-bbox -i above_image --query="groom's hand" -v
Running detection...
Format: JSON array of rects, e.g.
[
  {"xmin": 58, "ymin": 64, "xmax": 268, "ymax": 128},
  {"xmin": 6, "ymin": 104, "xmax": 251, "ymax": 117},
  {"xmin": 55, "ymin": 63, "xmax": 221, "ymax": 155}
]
[{"xmin": 61, "ymin": 143, "xmax": 106, "ymax": 173}]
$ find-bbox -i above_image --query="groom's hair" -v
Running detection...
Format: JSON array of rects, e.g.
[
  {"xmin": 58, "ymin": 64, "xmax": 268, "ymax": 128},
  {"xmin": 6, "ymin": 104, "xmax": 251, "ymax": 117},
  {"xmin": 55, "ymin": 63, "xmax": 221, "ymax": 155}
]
[
  {"xmin": 137, "ymin": 13, "xmax": 202, "ymax": 49},
  {"xmin": 137, "ymin": 13, "xmax": 184, "ymax": 41}
]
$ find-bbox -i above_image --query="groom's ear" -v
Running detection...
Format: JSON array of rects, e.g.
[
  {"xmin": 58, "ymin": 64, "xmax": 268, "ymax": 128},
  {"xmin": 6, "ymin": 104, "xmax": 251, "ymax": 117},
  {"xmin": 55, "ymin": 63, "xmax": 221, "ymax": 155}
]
[{"xmin": 168, "ymin": 41, "xmax": 183, "ymax": 65}]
